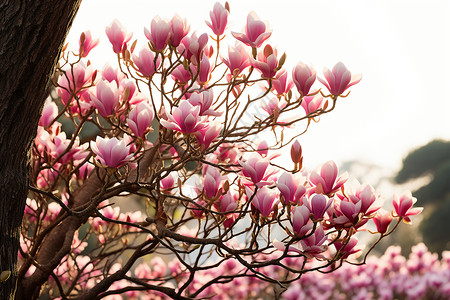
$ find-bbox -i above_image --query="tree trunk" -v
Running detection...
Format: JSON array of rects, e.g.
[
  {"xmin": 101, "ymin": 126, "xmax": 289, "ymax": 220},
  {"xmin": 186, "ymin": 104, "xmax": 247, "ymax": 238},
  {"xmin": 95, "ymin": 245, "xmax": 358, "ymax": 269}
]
[{"xmin": 0, "ymin": 1, "xmax": 81, "ymax": 299}]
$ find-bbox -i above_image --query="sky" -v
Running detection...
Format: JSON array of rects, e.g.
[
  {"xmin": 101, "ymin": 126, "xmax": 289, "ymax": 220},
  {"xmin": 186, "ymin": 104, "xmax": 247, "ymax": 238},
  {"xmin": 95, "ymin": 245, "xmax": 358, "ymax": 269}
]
[{"xmin": 66, "ymin": 0, "xmax": 450, "ymax": 172}]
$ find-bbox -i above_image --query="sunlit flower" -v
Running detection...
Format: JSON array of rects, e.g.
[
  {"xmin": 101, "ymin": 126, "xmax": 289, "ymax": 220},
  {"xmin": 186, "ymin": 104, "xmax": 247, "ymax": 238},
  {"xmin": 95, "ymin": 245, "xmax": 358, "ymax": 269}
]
[
  {"xmin": 90, "ymin": 136, "xmax": 133, "ymax": 169},
  {"xmin": 318, "ymin": 62, "xmax": 362, "ymax": 96},
  {"xmin": 232, "ymin": 11, "xmax": 272, "ymax": 48}
]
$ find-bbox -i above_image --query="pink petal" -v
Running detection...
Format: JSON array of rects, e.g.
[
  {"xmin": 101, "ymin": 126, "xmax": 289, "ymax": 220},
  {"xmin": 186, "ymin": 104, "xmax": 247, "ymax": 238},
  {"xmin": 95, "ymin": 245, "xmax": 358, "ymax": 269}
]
[{"xmin": 231, "ymin": 32, "xmax": 251, "ymax": 46}]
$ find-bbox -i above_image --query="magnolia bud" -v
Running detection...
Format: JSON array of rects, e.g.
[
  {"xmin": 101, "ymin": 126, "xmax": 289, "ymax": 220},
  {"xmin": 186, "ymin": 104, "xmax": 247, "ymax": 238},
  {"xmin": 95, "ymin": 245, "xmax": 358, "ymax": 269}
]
[
  {"xmin": 130, "ymin": 39, "xmax": 138, "ymax": 53},
  {"xmin": 223, "ymin": 180, "xmax": 230, "ymax": 193},
  {"xmin": 91, "ymin": 70, "xmax": 97, "ymax": 83},
  {"xmin": 278, "ymin": 53, "xmax": 287, "ymax": 68},
  {"xmin": 287, "ymin": 89, "xmax": 293, "ymax": 101},
  {"xmin": 291, "ymin": 140, "xmax": 302, "ymax": 166},
  {"xmin": 0, "ymin": 271, "xmax": 11, "ymax": 283}
]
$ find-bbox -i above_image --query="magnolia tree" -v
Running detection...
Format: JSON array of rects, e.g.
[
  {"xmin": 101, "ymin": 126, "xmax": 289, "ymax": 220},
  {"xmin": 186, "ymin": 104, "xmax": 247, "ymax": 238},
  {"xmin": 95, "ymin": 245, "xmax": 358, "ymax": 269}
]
[{"xmin": 15, "ymin": 2, "xmax": 424, "ymax": 299}]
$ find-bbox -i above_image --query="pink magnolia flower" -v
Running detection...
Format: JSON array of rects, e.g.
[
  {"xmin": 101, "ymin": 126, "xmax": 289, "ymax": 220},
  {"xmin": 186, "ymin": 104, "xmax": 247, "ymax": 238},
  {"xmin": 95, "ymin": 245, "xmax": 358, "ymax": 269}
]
[
  {"xmin": 276, "ymin": 172, "xmax": 306, "ymax": 205},
  {"xmin": 79, "ymin": 30, "xmax": 99, "ymax": 57},
  {"xmin": 122, "ymin": 134, "xmax": 138, "ymax": 155},
  {"xmin": 105, "ymin": 19, "xmax": 132, "ymax": 54},
  {"xmin": 222, "ymin": 44, "xmax": 251, "ymax": 76},
  {"xmin": 392, "ymin": 191, "xmax": 423, "ymax": 223},
  {"xmin": 333, "ymin": 197, "xmax": 365, "ymax": 227},
  {"xmin": 35, "ymin": 126, "xmax": 54, "ymax": 153},
  {"xmin": 190, "ymin": 199, "xmax": 207, "ymax": 218},
  {"xmin": 37, "ymin": 130, "xmax": 85, "ymax": 164},
  {"xmin": 301, "ymin": 94, "xmax": 326, "ymax": 115},
  {"xmin": 272, "ymin": 69, "xmax": 294, "ymax": 95},
  {"xmin": 57, "ymin": 62, "xmax": 94, "ymax": 106},
  {"xmin": 71, "ymin": 231, "xmax": 88, "ymax": 254},
  {"xmin": 310, "ymin": 161, "xmax": 348, "ymax": 195},
  {"xmin": 291, "ymin": 205, "xmax": 313, "ymax": 237},
  {"xmin": 261, "ymin": 96, "xmax": 286, "ymax": 116},
  {"xmin": 248, "ymin": 186, "xmax": 277, "ymax": 217},
  {"xmin": 299, "ymin": 225, "xmax": 328, "ymax": 257},
  {"xmin": 144, "ymin": 16, "xmax": 171, "ymax": 52},
  {"xmin": 90, "ymin": 136, "xmax": 133, "ymax": 168},
  {"xmin": 292, "ymin": 62, "xmax": 316, "ymax": 97},
  {"xmin": 192, "ymin": 54, "xmax": 212, "ymax": 84},
  {"xmin": 160, "ymin": 172, "xmax": 176, "ymax": 191},
  {"xmin": 92, "ymin": 205, "xmax": 120, "ymax": 229},
  {"xmin": 232, "ymin": 11, "xmax": 272, "ymax": 48},
  {"xmin": 187, "ymin": 90, "xmax": 221, "ymax": 116},
  {"xmin": 119, "ymin": 211, "xmax": 143, "ymax": 228},
  {"xmin": 171, "ymin": 64, "xmax": 192, "ymax": 86},
  {"xmin": 126, "ymin": 102, "xmax": 154, "ymax": 138},
  {"xmin": 160, "ymin": 100, "xmax": 208, "ymax": 134},
  {"xmin": 346, "ymin": 184, "xmax": 382, "ymax": 216},
  {"xmin": 333, "ymin": 236, "xmax": 361, "ymax": 259},
  {"xmin": 216, "ymin": 191, "xmax": 238, "ymax": 213},
  {"xmin": 170, "ymin": 14, "xmax": 190, "ymax": 47},
  {"xmin": 251, "ymin": 45, "xmax": 279, "ymax": 78},
  {"xmin": 74, "ymin": 159, "xmax": 94, "ymax": 182},
  {"xmin": 118, "ymin": 78, "xmax": 137, "ymax": 103},
  {"xmin": 216, "ymin": 143, "xmax": 239, "ymax": 164},
  {"xmin": 204, "ymin": 44, "xmax": 214, "ymax": 58},
  {"xmin": 304, "ymin": 194, "xmax": 332, "ymax": 221},
  {"xmin": 195, "ymin": 121, "xmax": 221, "ymax": 149},
  {"xmin": 102, "ymin": 63, "xmax": 126, "ymax": 86},
  {"xmin": 36, "ymin": 167, "xmax": 59, "ymax": 189},
  {"xmin": 203, "ymin": 167, "xmax": 223, "ymax": 199},
  {"xmin": 132, "ymin": 47, "xmax": 161, "ymax": 77},
  {"xmin": 90, "ymin": 80, "xmax": 121, "ymax": 117},
  {"xmin": 276, "ymin": 226, "xmax": 328, "ymax": 258},
  {"xmin": 39, "ymin": 98, "xmax": 58, "ymax": 127},
  {"xmin": 373, "ymin": 208, "xmax": 393, "ymax": 234},
  {"xmin": 239, "ymin": 153, "xmax": 270, "ymax": 185},
  {"xmin": 127, "ymin": 91, "xmax": 147, "ymax": 106},
  {"xmin": 206, "ymin": 2, "xmax": 229, "ymax": 36},
  {"xmin": 318, "ymin": 62, "xmax": 362, "ymax": 96},
  {"xmin": 178, "ymin": 33, "xmax": 209, "ymax": 65}
]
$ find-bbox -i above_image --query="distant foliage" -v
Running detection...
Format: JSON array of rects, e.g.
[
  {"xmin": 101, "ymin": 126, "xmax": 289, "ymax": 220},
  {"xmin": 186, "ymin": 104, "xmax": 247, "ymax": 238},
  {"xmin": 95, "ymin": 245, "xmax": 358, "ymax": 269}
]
[
  {"xmin": 396, "ymin": 139, "xmax": 450, "ymax": 253},
  {"xmin": 395, "ymin": 139, "xmax": 450, "ymax": 184}
]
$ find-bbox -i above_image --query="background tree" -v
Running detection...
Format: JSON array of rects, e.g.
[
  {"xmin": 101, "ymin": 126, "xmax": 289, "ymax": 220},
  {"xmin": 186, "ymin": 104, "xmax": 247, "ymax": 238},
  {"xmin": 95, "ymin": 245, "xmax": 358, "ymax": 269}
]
[
  {"xmin": 395, "ymin": 139, "xmax": 450, "ymax": 253},
  {"xmin": 0, "ymin": 1, "xmax": 81, "ymax": 298}
]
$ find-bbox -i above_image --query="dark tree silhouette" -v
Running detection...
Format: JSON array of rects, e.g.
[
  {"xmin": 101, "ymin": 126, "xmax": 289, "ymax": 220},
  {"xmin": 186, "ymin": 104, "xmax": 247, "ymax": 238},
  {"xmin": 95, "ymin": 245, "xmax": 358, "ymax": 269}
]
[
  {"xmin": 395, "ymin": 140, "xmax": 450, "ymax": 185},
  {"xmin": 395, "ymin": 139, "xmax": 450, "ymax": 253},
  {"xmin": 0, "ymin": 1, "xmax": 81, "ymax": 298}
]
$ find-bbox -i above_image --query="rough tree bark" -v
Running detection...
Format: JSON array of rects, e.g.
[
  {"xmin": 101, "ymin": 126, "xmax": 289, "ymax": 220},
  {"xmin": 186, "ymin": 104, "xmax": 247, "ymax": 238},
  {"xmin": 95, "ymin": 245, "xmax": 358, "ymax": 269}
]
[{"xmin": 0, "ymin": 1, "xmax": 81, "ymax": 299}]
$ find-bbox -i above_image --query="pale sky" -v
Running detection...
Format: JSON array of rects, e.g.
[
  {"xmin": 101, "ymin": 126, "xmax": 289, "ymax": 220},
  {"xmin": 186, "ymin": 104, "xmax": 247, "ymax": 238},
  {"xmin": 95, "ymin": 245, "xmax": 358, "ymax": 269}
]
[{"xmin": 67, "ymin": 0, "xmax": 450, "ymax": 171}]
